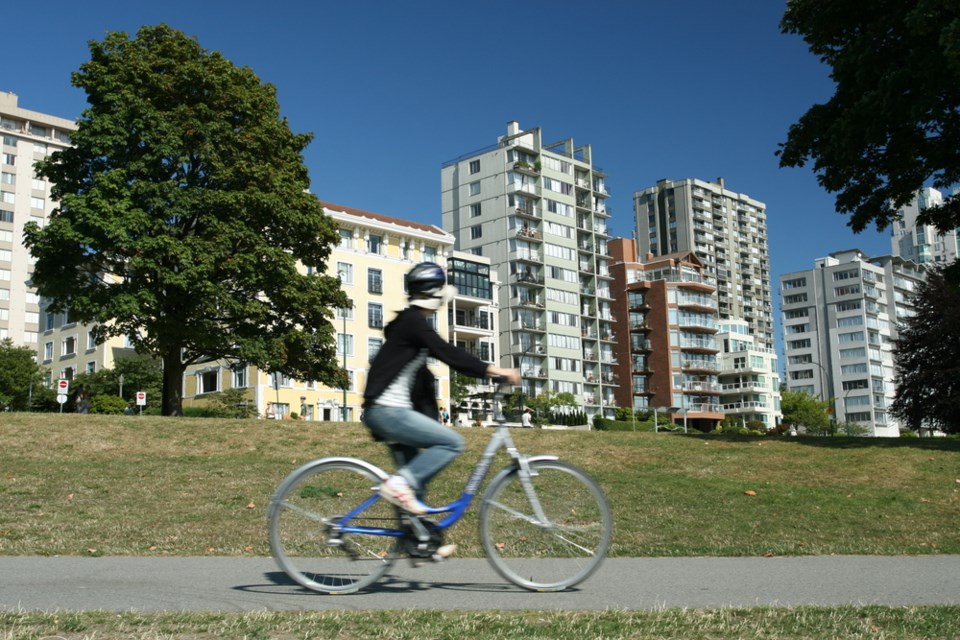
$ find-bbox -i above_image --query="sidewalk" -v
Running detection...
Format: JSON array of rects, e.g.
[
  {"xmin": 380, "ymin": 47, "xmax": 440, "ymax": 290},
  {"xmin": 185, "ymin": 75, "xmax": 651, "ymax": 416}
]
[{"xmin": 2, "ymin": 555, "xmax": 959, "ymax": 612}]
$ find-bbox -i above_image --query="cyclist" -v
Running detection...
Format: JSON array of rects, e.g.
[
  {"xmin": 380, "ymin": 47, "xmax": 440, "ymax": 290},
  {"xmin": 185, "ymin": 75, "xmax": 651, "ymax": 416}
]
[{"xmin": 362, "ymin": 262, "xmax": 520, "ymax": 520}]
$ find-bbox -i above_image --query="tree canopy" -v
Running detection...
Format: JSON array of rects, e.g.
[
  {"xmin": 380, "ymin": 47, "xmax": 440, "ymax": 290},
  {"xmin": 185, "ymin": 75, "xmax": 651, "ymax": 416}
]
[
  {"xmin": 24, "ymin": 24, "xmax": 349, "ymax": 415},
  {"xmin": 892, "ymin": 267, "xmax": 960, "ymax": 434},
  {"xmin": 780, "ymin": 387, "xmax": 831, "ymax": 434},
  {"xmin": 778, "ymin": 0, "xmax": 960, "ymax": 236},
  {"xmin": 0, "ymin": 339, "xmax": 46, "ymax": 411}
]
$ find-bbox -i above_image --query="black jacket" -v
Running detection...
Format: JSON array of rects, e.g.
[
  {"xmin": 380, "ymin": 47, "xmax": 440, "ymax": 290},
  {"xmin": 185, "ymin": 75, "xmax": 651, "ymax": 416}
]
[{"xmin": 363, "ymin": 307, "xmax": 489, "ymax": 410}]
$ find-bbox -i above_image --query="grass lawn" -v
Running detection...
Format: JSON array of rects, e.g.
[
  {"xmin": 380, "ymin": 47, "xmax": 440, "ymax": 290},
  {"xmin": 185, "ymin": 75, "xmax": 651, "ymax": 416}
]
[{"xmin": 1, "ymin": 413, "xmax": 958, "ymax": 638}]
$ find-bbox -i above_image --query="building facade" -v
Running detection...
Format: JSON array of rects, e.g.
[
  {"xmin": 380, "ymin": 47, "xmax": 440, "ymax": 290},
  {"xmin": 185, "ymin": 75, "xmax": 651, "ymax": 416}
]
[
  {"xmin": 441, "ymin": 121, "xmax": 616, "ymax": 418},
  {"xmin": 609, "ymin": 238, "xmax": 724, "ymax": 431},
  {"xmin": 716, "ymin": 319, "xmax": 781, "ymax": 430},
  {"xmin": 633, "ymin": 178, "xmax": 774, "ymax": 350},
  {"xmin": 890, "ymin": 187, "xmax": 959, "ymax": 266},
  {"xmin": 1, "ymin": 92, "xmax": 75, "ymax": 348},
  {"xmin": 182, "ymin": 203, "xmax": 482, "ymax": 419},
  {"xmin": 779, "ymin": 249, "xmax": 926, "ymax": 437}
]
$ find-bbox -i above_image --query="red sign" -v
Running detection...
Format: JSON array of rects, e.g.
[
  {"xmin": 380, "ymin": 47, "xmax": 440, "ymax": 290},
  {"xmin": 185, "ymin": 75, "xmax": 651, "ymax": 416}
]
[{"xmin": 57, "ymin": 379, "xmax": 69, "ymax": 392}]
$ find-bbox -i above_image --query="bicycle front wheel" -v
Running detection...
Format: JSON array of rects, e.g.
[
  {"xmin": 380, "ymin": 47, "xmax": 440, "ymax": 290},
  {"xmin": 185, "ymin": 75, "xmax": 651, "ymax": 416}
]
[
  {"xmin": 479, "ymin": 460, "xmax": 612, "ymax": 591},
  {"xmin": 268, "ymin": 460, "xmax": 401, "ymax": 594}
]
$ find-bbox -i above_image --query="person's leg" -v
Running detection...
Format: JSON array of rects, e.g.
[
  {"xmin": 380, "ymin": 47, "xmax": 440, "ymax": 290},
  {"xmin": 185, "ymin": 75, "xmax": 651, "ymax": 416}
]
[{"xmin": 364, "ymin": 405, "xmax": 465, "ymax": 492}]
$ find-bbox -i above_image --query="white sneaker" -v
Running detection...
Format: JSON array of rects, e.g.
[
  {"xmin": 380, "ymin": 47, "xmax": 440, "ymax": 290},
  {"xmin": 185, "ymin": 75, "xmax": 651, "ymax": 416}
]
[
  {"xmin": 378, "ymin": 476, "xmax": 429, "ymax": 515},
  {"xmin": 434, "ymin": 544, "xmax": 457, "ymax": 560}
]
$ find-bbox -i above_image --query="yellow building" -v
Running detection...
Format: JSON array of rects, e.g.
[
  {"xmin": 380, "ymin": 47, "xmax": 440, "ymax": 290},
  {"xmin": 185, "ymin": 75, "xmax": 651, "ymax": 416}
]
[{"xmin": 182, "ymin": 203, "xmax": 501, "ymax": 421}]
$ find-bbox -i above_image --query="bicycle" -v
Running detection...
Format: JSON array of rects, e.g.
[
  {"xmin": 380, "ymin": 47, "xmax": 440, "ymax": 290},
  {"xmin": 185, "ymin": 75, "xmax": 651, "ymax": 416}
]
[{"xmin": 267, "ymin": 383, "xmax": 612, "ymax": 594}]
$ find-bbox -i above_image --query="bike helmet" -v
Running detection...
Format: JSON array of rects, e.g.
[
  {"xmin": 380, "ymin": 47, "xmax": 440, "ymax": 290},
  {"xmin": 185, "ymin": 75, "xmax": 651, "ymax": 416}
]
[{"xmin": 406, "ymin": 262, "xmax": 454, "ymax": 309}]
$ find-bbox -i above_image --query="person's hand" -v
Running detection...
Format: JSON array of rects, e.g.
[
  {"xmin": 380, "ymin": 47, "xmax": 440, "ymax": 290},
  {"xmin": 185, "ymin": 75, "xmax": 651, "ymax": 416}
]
[{"xmin": 487, "ymin": 366, "xmax": 521, "ymax": 386}]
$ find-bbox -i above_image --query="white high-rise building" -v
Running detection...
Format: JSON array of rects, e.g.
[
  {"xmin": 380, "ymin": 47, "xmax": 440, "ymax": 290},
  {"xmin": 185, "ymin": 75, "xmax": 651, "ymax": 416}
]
[
  {"xmin": 890, "ymin": 186, "xmax": 959, "ymax": 266},
  {"xmin": 441, "ymin": 121, "xmax": 616, "ymax": 418},
  {"xmin": 633, "ymin": 178, "xmax": 774, "ymax": 350},
  {"xmin": 779, "ymin": 249, "xmax": 926, "ymax": 437},
  {"xmin": 0, "ymin": 91, "xmax": 75, "ymax": 347}
]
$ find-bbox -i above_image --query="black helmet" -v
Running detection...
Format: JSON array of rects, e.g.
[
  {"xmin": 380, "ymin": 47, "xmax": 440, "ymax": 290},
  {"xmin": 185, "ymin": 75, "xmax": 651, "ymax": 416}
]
[{"xmin": 405, "ymin": 262, "xmax": 446, "ymax": 298}]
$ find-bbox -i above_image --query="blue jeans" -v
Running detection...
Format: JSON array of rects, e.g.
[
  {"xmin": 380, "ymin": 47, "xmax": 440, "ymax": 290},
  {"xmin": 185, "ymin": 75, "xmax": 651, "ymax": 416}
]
[{"xmin": 362, "ymin": 405, "xmax": 465, "ymax": 494}]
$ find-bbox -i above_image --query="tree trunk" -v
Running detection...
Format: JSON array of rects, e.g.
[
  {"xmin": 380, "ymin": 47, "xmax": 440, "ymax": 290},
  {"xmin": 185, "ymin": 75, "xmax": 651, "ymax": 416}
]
[{"xmin": 161, "ymin": 350, "xmax": 185, "ymax": 416}]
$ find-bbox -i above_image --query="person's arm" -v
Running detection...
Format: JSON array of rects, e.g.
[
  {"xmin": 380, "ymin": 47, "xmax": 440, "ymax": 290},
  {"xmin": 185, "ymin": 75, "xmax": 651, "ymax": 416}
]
[{"xmin": 485, "ymin": 365, "xmax": 520, "ymax": 385}]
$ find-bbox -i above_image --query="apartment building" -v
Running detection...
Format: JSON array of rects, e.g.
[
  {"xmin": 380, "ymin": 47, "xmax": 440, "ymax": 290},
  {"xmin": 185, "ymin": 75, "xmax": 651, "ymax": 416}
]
[
  {"xmin": 441, "ymin": 121, "xmax": 616, "ymax": 418},
  {"xmin": 608, "ymin": 238, "xmax": 724, "ymax": 431},
  {"xmin": 633, "ymin": 178, "xmax": 774, "ymax": 350},
  {"xmin": 716, "ymin": 319, "xmax": 781, "ymax": 430},
  {"xmin": 890, "ymin": 186, "xmax": 959, "ymax": 266},
  {"xmin": 779, "ymin": 249, "xmax": 926, "ymax": 437},
  {"xmin": 182, "ymin": 203, "xmax": 483, "ymax": 419},
  {"xmin": 0, "ymin": 91, "xmax": 75, "ymax": 348}
]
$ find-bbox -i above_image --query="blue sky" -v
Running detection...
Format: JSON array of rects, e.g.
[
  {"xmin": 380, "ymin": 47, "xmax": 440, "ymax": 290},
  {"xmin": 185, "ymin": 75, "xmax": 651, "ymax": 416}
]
[{"xmin": 6, "ymin": 1, "xmax": 893, "ymax": 285}]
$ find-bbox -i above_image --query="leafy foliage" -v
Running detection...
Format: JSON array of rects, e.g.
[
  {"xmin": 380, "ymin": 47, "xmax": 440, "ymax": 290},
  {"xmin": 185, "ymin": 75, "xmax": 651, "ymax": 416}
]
[
  {"xmin": 778, "ymin": 0, "xmax": 960, "ymax": 236},
  {"xmin": 892, "ymin": 267, "xmax": 960, "ymax": 434},
  {"xmin": 780, "ymin": 387, "xmax": 831, "ymax": 434},
  {"xmin": 0, "ymin": 339, "xmax": 47, "ymax": 411},
  {"xmin": 23, "ymin": 25, "xmax": 348, "ymax": 415},
  {"xmin": 70, "ymin": 355, "xmax": 163, "ymax": 406}
]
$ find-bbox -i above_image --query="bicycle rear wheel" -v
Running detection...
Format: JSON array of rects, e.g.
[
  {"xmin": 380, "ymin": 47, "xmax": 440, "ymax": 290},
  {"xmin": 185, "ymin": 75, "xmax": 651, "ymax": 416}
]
[
  {"xmin": 268, "ymin": 459, "xmax": 401, "ymax": 594},
  {"xmin": 479, "ymin": 460, "xmax": 612, "ymax": 591}
]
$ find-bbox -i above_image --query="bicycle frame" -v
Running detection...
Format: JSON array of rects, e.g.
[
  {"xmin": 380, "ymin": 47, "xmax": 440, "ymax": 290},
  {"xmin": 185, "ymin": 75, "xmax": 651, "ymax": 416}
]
[{"xmin": 331, "ymin": 420, "xmax": 557, "ymax": 539}]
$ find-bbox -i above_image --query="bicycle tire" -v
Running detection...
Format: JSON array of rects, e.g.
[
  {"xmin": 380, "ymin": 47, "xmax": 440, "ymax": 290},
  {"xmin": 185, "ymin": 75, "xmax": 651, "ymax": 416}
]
[
  {"xmin": 268, "ymin": 459, "xmax": 401, "ymax": 594},
  {"xmin": 479, "ymin": 459, "xmax": 612, "ymax": 591}
]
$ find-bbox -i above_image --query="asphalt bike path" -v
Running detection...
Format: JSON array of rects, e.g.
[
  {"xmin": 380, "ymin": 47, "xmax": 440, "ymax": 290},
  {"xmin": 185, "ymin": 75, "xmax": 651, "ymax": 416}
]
[{"xmin": 2, "ymin": 555, "xmax": 958, "ymax": 612}]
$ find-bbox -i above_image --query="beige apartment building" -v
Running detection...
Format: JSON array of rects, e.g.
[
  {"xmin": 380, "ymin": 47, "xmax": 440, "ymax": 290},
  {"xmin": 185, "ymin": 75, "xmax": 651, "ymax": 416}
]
[
  {"xmin": 178, "ymin": 203, "xmax": 500, "ymax": 421},
  {"xmin": 441, "ymin": 121, "xmax": 617, "ymax": 419},
  {"xmin": 1, "ymin": 91, "xmax": 75, "ymax": 348}
]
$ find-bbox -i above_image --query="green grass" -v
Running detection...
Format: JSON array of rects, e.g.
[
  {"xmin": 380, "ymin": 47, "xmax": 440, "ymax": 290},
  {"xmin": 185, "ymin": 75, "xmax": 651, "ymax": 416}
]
[
  {"xmin": 1, "ymin": 414, "xmax": 959, "ymax": 638},
  {"xmin": 1, "ymin": 413, "xmax": 957, "ymax": 557},
  {"xmin": 2, "ymin": 606, "xmax": 959, "ymax": 639}
]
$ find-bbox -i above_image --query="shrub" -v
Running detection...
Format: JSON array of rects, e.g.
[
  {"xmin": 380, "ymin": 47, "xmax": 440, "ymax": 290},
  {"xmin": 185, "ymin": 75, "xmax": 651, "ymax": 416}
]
[{"xmin": 89, "ymin": 394, "xmax": 128, "ymax": 415}]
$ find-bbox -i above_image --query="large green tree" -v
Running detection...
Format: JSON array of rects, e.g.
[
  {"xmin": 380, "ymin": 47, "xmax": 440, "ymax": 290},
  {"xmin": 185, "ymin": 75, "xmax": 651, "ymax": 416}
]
[
  {"xmin": 0, "ymin": 339, "xmax": 47, "ymax": 411},
  {"xmin": 892, "ymin": 267, "xmax": 960, "ymax": 434},
  {"xmin": 778, "ymin": 0, "xmax": 960, "ymax": 238},
  {"xmin": 24, "ymin": 25, "xmax": 348, "ymax": 415},
  {"xmin": 780, "ymin": 388, "xmax": 831, "ymax": 435}
]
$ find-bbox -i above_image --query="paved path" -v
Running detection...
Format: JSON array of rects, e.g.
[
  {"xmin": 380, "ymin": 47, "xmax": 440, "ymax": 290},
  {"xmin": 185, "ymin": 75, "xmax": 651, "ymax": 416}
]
[{"xmin": 2, "ymin": 556, "xmax": 959, "ymax": 612}]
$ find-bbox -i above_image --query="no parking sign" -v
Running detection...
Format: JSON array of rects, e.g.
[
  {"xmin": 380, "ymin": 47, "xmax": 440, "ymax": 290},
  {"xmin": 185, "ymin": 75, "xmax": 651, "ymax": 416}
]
[{"xmin": 136, "ymin": 391, "xmax": 147, "ymax": 406}]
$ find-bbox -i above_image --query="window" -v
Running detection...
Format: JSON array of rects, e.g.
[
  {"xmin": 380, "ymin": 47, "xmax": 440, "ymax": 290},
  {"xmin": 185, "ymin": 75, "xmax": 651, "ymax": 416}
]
[
  {"xmin": 367, "ymin": 269, "xmax": 382, "ymax": 294},
  {"xmin": 61, "ymin": 336, "xmax": 77, "ymax": 356},
  {"xmin": 838, "ymin": 331, "xmax": 864, "ymax": 343},
  {"xmin": 87, "ymin": 330, "xmax": 97, "ymax": 350},
  {"xmin": 198, "ymin": 369, "xmax": 220, "ymax": 394},
  {"xmin": 787, "ymin": 339, "xmax": 811, "ymax": 349},
  {"xmin": 837, "ymin": 315, "xmax": 864, "ymax": 327},
  {"xmin": 367, "ymin": 234, "xmax": 382, "ymax": 254},
  {"xmin": 30, "ymin": 196, "xmax": 44, "ymax": 209},
  {"xmin": 335, "ymin": 306, "xmax": 353, "ymax": 321},
  {"xmin": 338, "ymin": 228, "xmax": 352, "ymax": 249},
  {"xmin": 469, "ymin": 181, "xmax": 480, "ymax": 196},
  {"xmin": 469, "ymin": 159, "xmax": 480, "ymax": 174},
  {"xmin": 336, "ymin": 262, "xmax": 353, "ymax": 284},
  {"xmin": 0, "ymin": 211, "xmax": 13, "ymax": 224},
  {"xmin": 833, "ymin": 269, "xmax": 858, "ymax": 281},
  {"xmin": 232, "ymin": 364, "xmax": 248, "ymax": 388},
  {"xmin": 841, "ymin": 363, "xmax": 869, "ymax": 374},
  {"xmin": 368, "ymin": 337, "xmax": 383, "ymax": 362},
  {"xmin": 1, "ymin": 153, "xmax": 14, "ymax": 166},
  {"xmin": 470, "ymin": 203, "xmax": 481, "ymax": 217},
  {"xmin": 1, "ymin": 191, "xmax": 14, "ymax": 204},
  {"xmin": 0, "ymin": 249, "xmax": 11, "ymax": 262},
  {"xmin": 86, "ymin": 362, "xmax": 96, "ymax": 374},
  {"xmin": 0, "ymin": 172, "xmax": 13, "ymax": 185},
  {"xmin": 32, "ymin": 178, "xmax": 45, "ymax": 190},
  {"xmin": 782, "ymin": 277, "xmax": 806, "ymax": 289},
  {"xmin": 337, "ymin": 333, "xmax": 354, "ymax": 356},
  {"xmin": 368, "ymin": 302, "xmax": 383, "ymax": 329},
  {"xmin": 44, "ymin": 342, "xmax": 53, "ymax": 360},
  {"xmin": 840, "ymin": 347, "xmax": 866, "ymax": 359},
  {"xmin": 842, "ymin": 379, "xmax": 869, "ymax": 390},
  {"xmin": 471, "ymin": 225, "xmax": 483, "ymax": 239},
  {"xmin": 835, "ymin": 284, "xmax": 861, "ymax": 296},
  {"xmin": 0, "ymin": 268, "xmax": 8, "ymax": 281}
]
